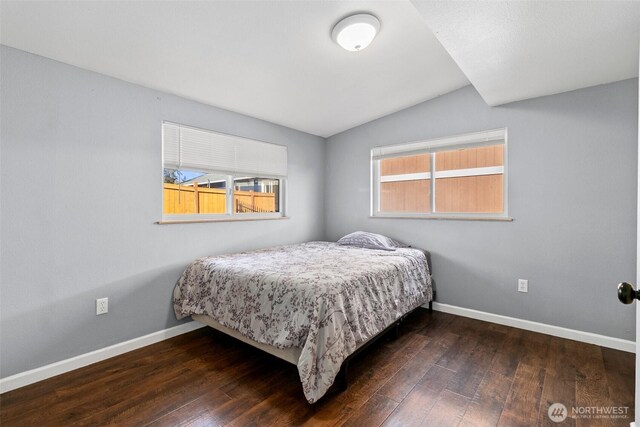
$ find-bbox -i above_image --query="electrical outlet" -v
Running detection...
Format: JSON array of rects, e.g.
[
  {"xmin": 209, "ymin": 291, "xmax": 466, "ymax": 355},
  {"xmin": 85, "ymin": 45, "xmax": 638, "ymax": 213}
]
[
  {"xmin": 518, "ymin": 279, "xmax": 528, "ymax": 293},
  {"xmin": 96, "ymin": 297, "xmax": 108, "ymax": 315}
]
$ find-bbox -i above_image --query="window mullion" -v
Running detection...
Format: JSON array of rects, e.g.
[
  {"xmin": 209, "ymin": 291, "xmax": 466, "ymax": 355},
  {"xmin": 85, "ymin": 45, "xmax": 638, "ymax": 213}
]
[
  {"xmin": 374, "ymin": 160, "xmax": 381, "ymax": 214},
  {"xmin": 227, "ymin": 175, "xmax": 234, "ymax": 215}
]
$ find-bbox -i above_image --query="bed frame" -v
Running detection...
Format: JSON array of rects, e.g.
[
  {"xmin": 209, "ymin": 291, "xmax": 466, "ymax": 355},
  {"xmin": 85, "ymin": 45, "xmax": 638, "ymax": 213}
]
[
  {"xmin": 192, "ymin": 291, "xmax": 435, "ymax": 394},
  {"xmin": 333, "ymin": 251, "xmax": 435, "ymax": 388},
  {"xmin": 336, "ymin": 293, "xmax": 434, "ymax": 390}
]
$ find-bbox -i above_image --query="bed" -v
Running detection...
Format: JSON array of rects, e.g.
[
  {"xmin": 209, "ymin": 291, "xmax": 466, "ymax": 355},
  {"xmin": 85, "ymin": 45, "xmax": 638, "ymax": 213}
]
[{"xmin": 173, "ymin": 236, "xmax": 433, "ymax": 403}]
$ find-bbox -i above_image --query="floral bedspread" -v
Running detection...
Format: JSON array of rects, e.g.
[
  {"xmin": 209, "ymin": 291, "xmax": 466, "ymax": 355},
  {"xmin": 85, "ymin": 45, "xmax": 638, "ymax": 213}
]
[{"xmin": 173, "ymin": 241, "xmax": 432, "ymax": 403}]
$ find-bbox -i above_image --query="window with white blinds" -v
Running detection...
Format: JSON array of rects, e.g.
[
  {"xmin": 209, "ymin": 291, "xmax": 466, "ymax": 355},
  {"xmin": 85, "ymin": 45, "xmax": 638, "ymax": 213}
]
[
  {"xmin": 162, "ymin": 122, "xmax": 287, "ymax": 221},
  {"xmin": 371, "ymin": 128, "xmax": 508, "ymax": 219},
  {"xmin": 163, "ymin": 122, "xmax": 287, "ymax": 178}
]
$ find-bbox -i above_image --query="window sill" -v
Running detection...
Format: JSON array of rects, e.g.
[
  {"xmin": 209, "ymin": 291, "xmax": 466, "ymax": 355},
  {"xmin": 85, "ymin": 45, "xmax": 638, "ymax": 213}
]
[
  {"xmin": 157, "ymin": 216, "xmax": 289, "ymax": 225},
  {"xmin": 369, "ymin": 215, "xmax": 513, "ymax": 222}
]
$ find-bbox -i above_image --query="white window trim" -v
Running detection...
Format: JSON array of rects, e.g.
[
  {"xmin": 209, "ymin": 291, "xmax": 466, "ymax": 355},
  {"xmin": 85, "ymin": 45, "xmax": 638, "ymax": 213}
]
[
  {"xmin": 371, "ymin": 128, "xmax": 505, "ymax": 159},
  {"xmin": 371, "ymin": 128, "xmax": 509, "ymax": 220}
]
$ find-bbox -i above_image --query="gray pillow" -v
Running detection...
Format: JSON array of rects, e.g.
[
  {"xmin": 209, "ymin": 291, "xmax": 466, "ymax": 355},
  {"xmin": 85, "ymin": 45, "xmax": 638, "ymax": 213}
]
[{"xmin": 337, "ymin": 231, "xmax": 403, "ymax": 251}]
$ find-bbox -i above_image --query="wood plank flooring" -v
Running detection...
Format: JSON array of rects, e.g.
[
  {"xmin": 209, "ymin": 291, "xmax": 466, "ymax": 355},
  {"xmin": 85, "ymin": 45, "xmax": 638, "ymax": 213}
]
[{"xmin": 0, "ymin": 310, "xmax": 634, "ymax": 426}]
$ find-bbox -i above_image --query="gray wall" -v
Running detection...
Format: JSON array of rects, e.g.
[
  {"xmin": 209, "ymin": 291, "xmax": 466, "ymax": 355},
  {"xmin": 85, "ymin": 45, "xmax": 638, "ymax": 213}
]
[
  {"xmin": 0, "ymin": 46, "xmax": 326, "ymax": 377},
  {"xmin": 1, "ymin": 44, "xmax": 638, "ymax": 380},
  {"xmin": 325, "ymin": 80, "xmax": 638, "ymax": 341}
]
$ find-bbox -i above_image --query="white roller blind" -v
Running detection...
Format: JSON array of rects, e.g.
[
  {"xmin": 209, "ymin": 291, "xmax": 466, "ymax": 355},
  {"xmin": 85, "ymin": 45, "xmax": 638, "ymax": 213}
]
[
  {"xmin": 163, "ymin": 122, "xmax": 288, "ymax": 177},
  {"xmin": 371, "ymin": 128, "xmax": 506, "ymax": 160}
]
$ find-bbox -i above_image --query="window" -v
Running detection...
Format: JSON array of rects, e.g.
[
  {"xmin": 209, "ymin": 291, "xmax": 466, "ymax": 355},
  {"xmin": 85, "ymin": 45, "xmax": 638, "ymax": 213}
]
[
  {"xmin": 162, "ymin": 122, "xmax": 287, "ymax": 221},
  {"xmin": 371, "ymin": 129, "xmax": 507, "ymax": 218}
]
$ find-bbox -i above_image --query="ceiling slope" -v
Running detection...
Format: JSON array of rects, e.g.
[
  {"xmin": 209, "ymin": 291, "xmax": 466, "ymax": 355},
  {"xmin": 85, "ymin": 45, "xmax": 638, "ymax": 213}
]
[
  {"xmin": 411, "ymin": 0, "xmax": 640, "ymax": 107},
  {"xmin": 0, "ymin": 0, "xmax": 469, "ymax": 137}
]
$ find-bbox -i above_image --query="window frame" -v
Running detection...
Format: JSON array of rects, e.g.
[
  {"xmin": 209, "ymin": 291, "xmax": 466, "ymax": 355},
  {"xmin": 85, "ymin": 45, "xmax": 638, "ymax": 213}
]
[
  {"xmin": 371, "ymin": 128, "xmax": 509, "ymax": 220},
  {"xmin": 160, "ymin": 122, "xmax": 287, "ymax": 223}
]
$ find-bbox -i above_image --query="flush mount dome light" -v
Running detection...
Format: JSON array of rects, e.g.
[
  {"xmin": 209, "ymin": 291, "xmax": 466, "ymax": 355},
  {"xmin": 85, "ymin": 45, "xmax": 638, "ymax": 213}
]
[{"xmin": 331, "ymin": 13, "xmax": 380, "ymax": 52}]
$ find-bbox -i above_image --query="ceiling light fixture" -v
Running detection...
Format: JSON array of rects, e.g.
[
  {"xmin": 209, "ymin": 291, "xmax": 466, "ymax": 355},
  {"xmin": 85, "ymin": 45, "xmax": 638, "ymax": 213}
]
[{"xmin": 331, "ymin": 13, "xmax": 380, "ymax": 52}]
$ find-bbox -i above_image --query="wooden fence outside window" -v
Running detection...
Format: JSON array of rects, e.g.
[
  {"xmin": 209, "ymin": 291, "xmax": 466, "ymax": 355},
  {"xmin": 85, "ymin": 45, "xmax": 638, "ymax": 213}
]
[
  {"xmin": 163, "ymin": 183, "xmax": 276, "ymax": 214},
  {"xmin": 379, "ymin": 145, "xmax": 504, "ymax": 214}
]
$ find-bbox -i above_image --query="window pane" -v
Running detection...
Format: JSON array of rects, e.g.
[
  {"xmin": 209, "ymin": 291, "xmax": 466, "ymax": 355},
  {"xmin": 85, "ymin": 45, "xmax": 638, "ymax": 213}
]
[
  {"xmin": 380, "ymin": 180, "xmax": 430, "ymax": 213},
  {"xmin": 435, "ymin": 145, "xmax": 503, "ymax": 171},
  {"xmin": 163, "ymin": 169, "xmax": 227, "ymax": 214},
  {"xmin": 381, "ymin": 153, "xmax": 430, "ymax": 176},
  {"xmin": 435, "ymin": 175, "xmax": 503, "ymax": 213},
  {"xmin": 234, "ymin": 177, "xmax": 279, "ymax": 213},
  {"xmin": 434, "ymin": 144, "xmax": 504, "ymax": 213},
  {"xmin": 379, "ymin": 154, "xmax": 431, "ymax": 213}
]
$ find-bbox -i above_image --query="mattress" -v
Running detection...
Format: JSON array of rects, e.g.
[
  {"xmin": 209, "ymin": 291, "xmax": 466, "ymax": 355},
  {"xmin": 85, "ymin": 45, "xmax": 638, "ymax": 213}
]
[{"xmin": 173, "ymin": 241, "xmax": 432, "ymax": 403}]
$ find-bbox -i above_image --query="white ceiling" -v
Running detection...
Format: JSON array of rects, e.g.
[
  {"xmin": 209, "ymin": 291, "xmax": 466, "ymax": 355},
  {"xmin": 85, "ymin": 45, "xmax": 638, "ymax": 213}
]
[
  {"xmin": 1, "ymin": 1, "xmax": 639, "ymax": 137},
  {"xmin": 411, "ymin": 0, "xmax": 640, "ymax": 107},
  {"xmin": 0, "ymin": 0, "xmax": 469, "ymax": 138}
]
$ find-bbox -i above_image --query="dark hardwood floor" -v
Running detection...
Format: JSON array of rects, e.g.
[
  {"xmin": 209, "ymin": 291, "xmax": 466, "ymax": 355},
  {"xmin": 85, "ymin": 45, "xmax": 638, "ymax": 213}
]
[{"xmin": 0, "ymin": 309, "xmax": 634, "ymax": 426}]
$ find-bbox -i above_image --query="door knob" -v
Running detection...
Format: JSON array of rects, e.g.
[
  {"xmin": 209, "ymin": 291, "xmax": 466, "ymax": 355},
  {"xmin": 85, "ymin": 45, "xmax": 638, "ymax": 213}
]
[{"xmin": 617, "ymin": 282, "xmax": 638, "ymax": 304}]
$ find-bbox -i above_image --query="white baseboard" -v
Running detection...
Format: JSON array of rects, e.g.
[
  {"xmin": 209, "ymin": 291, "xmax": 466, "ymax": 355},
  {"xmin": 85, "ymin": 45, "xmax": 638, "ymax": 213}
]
[
  {"xmin": 427, "ymin": 302, "xmax": 635, "ymax": 353},
  {"xmin": 2, "ymin": 305, "xmax": 635, "ymax": 395},
  {"xmin": 0, "ymin": 321, "xmax": 205, "ymax": 394}
]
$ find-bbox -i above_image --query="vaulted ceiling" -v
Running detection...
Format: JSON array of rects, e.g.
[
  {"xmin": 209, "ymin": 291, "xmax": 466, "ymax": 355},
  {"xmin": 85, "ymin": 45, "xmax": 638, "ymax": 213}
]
[
  {"xmin": 411, "ymin": 0, "xmax": 640, "ymax": 107},
  {"xmin": 1, "ymin": 1, "xmax": 639, "ymax": 137}
]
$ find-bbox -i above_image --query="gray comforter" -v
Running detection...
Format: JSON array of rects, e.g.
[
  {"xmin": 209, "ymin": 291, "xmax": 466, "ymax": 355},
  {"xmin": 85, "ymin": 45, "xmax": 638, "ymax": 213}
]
[{"xmin": 173, "ymin": 241, "xmax": 432, "ymax": 403}]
